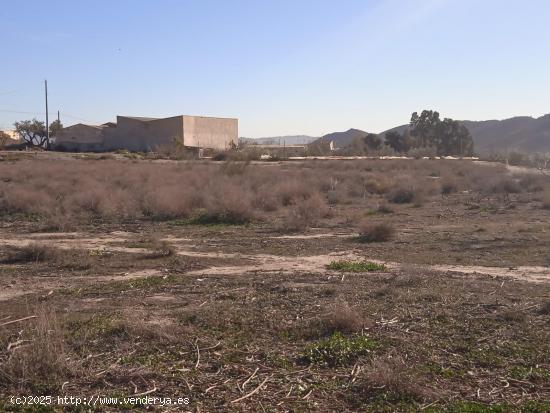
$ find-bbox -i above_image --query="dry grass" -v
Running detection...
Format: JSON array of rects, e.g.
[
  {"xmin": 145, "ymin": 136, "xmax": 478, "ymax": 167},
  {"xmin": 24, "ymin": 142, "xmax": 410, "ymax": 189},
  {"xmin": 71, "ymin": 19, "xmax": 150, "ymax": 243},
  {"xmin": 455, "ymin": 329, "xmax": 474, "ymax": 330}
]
[
  {"xmin": 0, "ymin": 307, "xmax": 72, "ymax": 392},
  {"xmin": 1, "ymin": 243, "xmax": 60, "ymax": 264},
  {"xmin": 357, "ymin": 221, "xmax": 395, "ymax": 242},
  {"xmin": 0, "ymin": 158, "xmax": 548, "ymax": 234},
  {"xmin": 1, "ymin": 245, "xmax": 93, "ymax": 270},
  {"xmin": 357, "ymin": 357, "xmax": 435, "ymax": 404},
  {"xmin": 1, "ymin": 156, "xmax": 550, "ymax": 410}
]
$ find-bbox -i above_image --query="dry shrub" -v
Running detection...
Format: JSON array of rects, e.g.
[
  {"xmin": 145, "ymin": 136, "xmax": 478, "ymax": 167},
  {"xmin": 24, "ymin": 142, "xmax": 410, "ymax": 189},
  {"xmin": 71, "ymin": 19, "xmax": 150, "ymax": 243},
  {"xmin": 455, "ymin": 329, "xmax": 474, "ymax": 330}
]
[
  {"xmin": 358, "ymin": 221, "xmax": 395, "ymax": 242},
  {"xmin": 0, "ymin": 186, "xmax": 57, "ymax": 216},
  {"xmin": 1, "ymin": 307, "xmax": 72, "ymax": 392},
  {"xmin": 144, "ymin": 240, "xmax": 175, "ymax": 259},
  {"xmin": 387, "ymin": 187, "xmax": 415, "ymax": 204},
  {"xmin": 320, "ymin": 304, "xmax": 364, "ymax": 335},
  {"xmin": 303, "ymin": 304, "xmax": 365, "ymax": 339},
  {"xmin": 219, "ymin": 161, "xmax": 250, "ymax": 176},
  {"xmin": 539, "ymin": 302, "xmax": 550, "ymax": 315},
  {"xmin": 1, "ymin": 243, "xmax": 59, "ymax": 264},
  {"xmin": 484, "ymin": 176, "xmax": 522, "ymax": 194},
  {"xmin": 542, "ymin": 188, "xmax": 550, "ymax": 210},
  {"xmin": 0, "ymin": 158, "xmax": 515, "ymax": 230},
  {"xmin": 1, "ymin": 245, "xmax": 93, "ymax": 270},
  {"xmin": 518, "ymin": 174, "xmax": 547, "ymax": 192},
  {"xmin": 252, "ymin": 190, "xmax": 279, "ymax": 212},
  {"xmin": 211, "ymin": 151, "xmax": 229, "ymax": 161},
  {"xmin": 364, "ymin": 177, "xmax": 391, "ymax": 195},
  {"xmin": 156, "ymin": 141, "xmax": 197, "ymax": 160},
  {"xmin": 358, "ymin": 357, "xmax": 435, "ymax": 403},
  {"xmin": 202, "ymin": 182, "xmax": 255, "ymax": 224},
  {"xmin": 280, "ymin": 193, "xmax": 330, "ymax": 232},
  {"xmin": 112, "ymin": 309, "xmax": 190, "ymax": 344},
  {"xmin": 273, "ymin": 180, "xmax": 315, "ymax": 207},
  {"xmin": 409, "ymin": 146, "xmax": 437, "ymax": 159},
  {"xmin": 117, "ymin": 320, "xmax": 183, "ymax": 343},
  {"xmin": 140, "ymin": 185, "xmax": 196, "ymax": 220},
  {"xmin": 215, "ymin": 148, "xmax": 262, "ymax": 162},
  {"xmin": 42, "ymin": 212, "xmax": 74, "ymax": 232},
  {"xmin": 49, "ymin": 248, "xmax": 93, "ymax": 270},
  {"xmin": 346, "ymin": 180, "xmax": 366, "ymax": 199},
  {"xmin": 326, "ymin": 190, "xmax": 339, "ymax": 205},
  {"xmin": 377, "ymin": 203, "xmax": 394, "ymax": 214},
  {"xmin": 440, "ymin": 178, "xmax": 458, "ymax": 194},
  {"xmin": 0, "ymin": 160, "xmax": 261, "ymax": 225},
  {"xmin": 499, "ymin": 309, "xmax": 527, "ymax": 323}
]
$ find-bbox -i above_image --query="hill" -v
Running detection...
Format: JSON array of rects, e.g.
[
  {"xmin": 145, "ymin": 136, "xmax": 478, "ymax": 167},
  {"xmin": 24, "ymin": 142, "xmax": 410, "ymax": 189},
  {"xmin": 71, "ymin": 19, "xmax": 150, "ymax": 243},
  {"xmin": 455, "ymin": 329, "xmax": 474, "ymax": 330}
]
[
  {"xmin": 311, "ymin": 128, "xmax": 370, "ymax": 148},
  {"xmin": 250, "ymin": 114, "xmax": 550, "ymax": 154},
  {"xmin": 462, "ymin": 115, "xmax": 550, "ymax": 153},
  {"xmin": 245, "ymin": 135, "xmax": 318, "ymax": 145},
  {"xmin": 378, "ymin": 114, "xmax": 550, "ymax": 154}
]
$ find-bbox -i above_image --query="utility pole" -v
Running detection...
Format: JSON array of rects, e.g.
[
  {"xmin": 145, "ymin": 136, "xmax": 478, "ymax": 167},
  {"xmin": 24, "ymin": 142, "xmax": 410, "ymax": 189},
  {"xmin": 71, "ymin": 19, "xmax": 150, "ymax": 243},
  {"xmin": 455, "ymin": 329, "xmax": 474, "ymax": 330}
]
[
  {"xmin": 57, "ymin": 110, "xmax": 60, "ymax": 124},
  {"xmin": 44, "ymin": 79, "xmax": 49, "ymax": 146}
]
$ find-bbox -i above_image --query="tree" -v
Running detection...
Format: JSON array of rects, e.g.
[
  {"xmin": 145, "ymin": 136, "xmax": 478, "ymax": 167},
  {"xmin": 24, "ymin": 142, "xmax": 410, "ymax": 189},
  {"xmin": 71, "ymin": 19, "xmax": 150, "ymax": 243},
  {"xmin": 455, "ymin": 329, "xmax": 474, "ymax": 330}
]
[
  {"xmin": 49, "ymin": 119, "xmax": 63, "ymax": 137},
  {"xmin": 437, "ymin": 118, "xmax": 473, "ymax": 156},
  {"xmin": 307, "ymin": 140, "xmax": 332, "ymax": 156},
  {"xmin": 384, "ymin": 131, "xmax": 411, "ymax": 153},
  {"xmin": 409, "ymin": 110, "xmax": 473, "ymax": 156},
  {"xmin": 410, "ymin": 110, "xmax": 440, "ymax": 148},
  {"xmin": 0, "ymin": 131, "xmax": 10, "ymax": 147},
  {"xmin": 13, "ymin": 118, "xmax": 62, "ymax": 148},
  {"xmin": 364, "ymin": 133, "xmax": 382, "ymax": 150}
]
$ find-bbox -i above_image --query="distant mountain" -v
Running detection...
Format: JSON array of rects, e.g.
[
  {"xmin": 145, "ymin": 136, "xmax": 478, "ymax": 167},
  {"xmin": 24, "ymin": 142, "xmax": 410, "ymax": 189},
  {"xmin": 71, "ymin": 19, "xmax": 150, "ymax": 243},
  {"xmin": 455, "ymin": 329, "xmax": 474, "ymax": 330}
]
[
  {"xmin": 248, "ymin": 114, "xmax": 550, "ymax": 154},
  {"xmin": 462, "ymin": 115, "xmax": 550, "ymax": 153},
  {"xmin": 378, "ymin": 114, "xmax": 550, "ymax": 154},
  {"xmin": 311, "ymin": 128, "xmax": 370, "ymax": 148},
  {"xmin": 377, "ymin": 125, "xmax": 408, "ymax": 139},
  {"xmin": 245, "ymin": 135, "xmax": 318, "ymax": 145}
]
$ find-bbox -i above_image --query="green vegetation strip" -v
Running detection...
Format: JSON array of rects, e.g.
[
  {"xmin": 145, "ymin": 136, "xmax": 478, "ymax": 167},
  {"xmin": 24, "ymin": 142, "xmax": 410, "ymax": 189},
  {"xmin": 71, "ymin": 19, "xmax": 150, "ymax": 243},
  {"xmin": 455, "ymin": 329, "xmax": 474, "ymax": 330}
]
[
  {"xmin": 425, "ymin": 401, "xmax": 550, "ymax": 413},
  {"xmin": 170, "ymin": 212, "xmax": 247, "ymax": 227},
  {"xmin": 302, "ymin": 332, "xmax": 377, "ymax": 367},
  {"xmin": 327, "ymin": 260, "xmax": 386, "ymax": 272}
]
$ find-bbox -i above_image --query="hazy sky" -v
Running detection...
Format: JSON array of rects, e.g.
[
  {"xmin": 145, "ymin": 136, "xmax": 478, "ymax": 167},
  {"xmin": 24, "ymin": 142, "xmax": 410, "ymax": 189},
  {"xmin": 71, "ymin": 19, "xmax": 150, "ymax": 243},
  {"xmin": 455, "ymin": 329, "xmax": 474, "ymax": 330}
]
[{"xmin": 1, "ymin": 0, "xmax": 549, "ymax": 137}]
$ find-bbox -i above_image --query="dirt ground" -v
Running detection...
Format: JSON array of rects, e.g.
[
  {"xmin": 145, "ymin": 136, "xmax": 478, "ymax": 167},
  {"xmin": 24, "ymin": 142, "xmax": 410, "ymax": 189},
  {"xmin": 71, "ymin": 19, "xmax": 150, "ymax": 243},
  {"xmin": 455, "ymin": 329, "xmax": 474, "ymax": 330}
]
[{"xmin": 0, "ymin": 154, "xmax": 549, "ymax": 412}]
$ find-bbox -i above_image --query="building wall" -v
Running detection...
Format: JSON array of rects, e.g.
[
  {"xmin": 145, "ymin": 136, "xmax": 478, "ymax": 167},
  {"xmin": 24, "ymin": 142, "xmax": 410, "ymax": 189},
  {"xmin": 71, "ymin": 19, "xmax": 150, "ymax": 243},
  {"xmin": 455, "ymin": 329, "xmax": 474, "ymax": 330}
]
[
  {"xmin": 2, "ymin": 130, "xmax": 19, "ymax": 141},
  {"xmin": 183, "ymin": 116, "xmax": 238, "ymax": 150},
  {"xmin": 54, "ymin": 115, "xmax": 238, "ymax": 152},
  {"xmin": 104, "ymin": 116, "xmax": 184, "ymax": 151},
  {"xmin": 0, "ymin": 130, "xmax": 19, "ymax": 147},
  {"xmin": 55, "ymin": 124, "xmax": 105, "ymax": 151}
]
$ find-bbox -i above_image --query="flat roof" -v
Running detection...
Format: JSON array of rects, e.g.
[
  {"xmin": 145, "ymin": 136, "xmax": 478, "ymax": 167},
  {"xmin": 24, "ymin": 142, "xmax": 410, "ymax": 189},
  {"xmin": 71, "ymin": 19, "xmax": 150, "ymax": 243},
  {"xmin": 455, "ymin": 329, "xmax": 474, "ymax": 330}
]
[
  {"xmin": 118, "ymin": 115, "xmax": 238, "ymax": 121},
  {"xmin": 118, "ymin": 116, "xmax": 159, "ymax": 121}
]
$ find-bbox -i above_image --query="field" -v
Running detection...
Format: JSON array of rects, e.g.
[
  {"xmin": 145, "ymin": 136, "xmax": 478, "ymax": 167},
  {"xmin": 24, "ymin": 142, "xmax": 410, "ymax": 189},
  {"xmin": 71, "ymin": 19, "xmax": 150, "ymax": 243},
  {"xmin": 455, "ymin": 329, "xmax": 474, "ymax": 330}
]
[{"xmin": 0, "ymin": 153, "xmax": 549, "ymax": 412}]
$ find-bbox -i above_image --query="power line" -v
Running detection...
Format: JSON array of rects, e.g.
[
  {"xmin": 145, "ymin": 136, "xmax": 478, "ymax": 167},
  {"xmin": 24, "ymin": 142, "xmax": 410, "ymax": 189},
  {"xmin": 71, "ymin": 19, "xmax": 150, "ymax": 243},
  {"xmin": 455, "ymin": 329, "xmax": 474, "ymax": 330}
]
[
  {"xmin": 61, "ymin": 112, "xmax": 101, "ymax": 124},
  {"xmin": 0, "ymin": 109, "xmax": 47, "ymax": 115},
  {"xmin": 0, "ymin": 109, "xmax": 100, "ymax": 124},
  {"xmin": 0, "ymin": 90, "xmax": 18, "ymax": 96}
]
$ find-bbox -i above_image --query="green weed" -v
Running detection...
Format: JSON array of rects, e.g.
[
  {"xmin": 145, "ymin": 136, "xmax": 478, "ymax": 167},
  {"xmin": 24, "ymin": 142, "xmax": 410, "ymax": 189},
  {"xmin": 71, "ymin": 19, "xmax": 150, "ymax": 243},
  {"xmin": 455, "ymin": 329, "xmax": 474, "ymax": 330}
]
[
  {"xmin": 302, "ymin": 332, "xmax": 376, "ymax": 366},
  {"xmin": 327, "ymin": 260, "xmax": 386, "ymax": 272}
]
